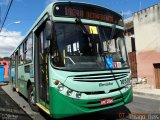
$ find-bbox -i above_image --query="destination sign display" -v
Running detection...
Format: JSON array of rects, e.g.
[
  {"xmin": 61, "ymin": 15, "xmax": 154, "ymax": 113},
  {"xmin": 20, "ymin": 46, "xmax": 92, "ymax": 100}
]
[{"xmin": 53, "ymin": 3, "xmax": 123, "ymax": 26}]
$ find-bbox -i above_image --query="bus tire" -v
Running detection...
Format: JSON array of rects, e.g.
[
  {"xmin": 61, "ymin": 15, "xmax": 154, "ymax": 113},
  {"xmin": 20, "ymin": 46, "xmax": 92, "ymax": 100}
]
[
  {"xmin": 12, "ymin": 87, "xmax": 16, "ymax": 92},
  {"xmin": 12, "ymin": 77, "xmax": 16, "ymax": 91},
  {"xmin": 28, "ymin": 85, "xmax": 39, "ymax": 112}
]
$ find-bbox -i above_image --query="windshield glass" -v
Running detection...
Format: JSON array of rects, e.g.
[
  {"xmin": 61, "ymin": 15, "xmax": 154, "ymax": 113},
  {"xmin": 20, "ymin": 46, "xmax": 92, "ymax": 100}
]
[{"xmin": 51, "ymin": 23, "xmax": 128, "ymax": 70}]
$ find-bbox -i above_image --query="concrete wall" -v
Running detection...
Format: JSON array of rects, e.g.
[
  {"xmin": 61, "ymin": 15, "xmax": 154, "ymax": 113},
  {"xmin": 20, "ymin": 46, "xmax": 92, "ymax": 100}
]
[
  {"xmin": 137, "ymin": 51, "xmax": 160, "ymax": 86},
  {"xmin": 125, "ymin": 36, "xmax": 133, "ymax": 53},
  {"xmin": 133, "ymin": 4, "xmax": 160, "ymax": 87},
  {"xmin": 134, "ymin": 4, "xmax": 160, "ymax": 52}
]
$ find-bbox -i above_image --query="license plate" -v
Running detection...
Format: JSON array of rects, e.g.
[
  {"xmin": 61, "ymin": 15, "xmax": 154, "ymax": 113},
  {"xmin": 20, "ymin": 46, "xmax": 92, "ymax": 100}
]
[{"xmin": 100, "ymin": 98, "xmax": 113, "ymax": 105}]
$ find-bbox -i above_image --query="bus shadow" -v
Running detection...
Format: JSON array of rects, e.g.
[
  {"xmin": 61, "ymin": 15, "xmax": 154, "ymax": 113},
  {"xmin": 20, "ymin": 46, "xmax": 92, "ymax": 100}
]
[{"xmin": 41, "ymin": 105, "xmax": 131, "ymax": 120}]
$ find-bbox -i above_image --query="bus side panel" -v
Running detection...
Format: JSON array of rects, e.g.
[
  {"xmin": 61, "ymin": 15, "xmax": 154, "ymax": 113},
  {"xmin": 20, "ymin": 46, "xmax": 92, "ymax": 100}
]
[
  {"xmin": 18, "ymin": 65, "xmax": 26, "ymax": 97},
  {"xmin": 18, "ymin": 64, "xmax": 34, "ymax": 98}
]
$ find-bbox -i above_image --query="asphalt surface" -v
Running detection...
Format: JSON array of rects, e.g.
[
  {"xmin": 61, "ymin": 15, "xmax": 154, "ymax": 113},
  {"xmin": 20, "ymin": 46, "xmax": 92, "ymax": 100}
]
[
  {"xmin": 126, "ymin": 95, "xmax": 160, "ymax": 113},
  {"xmin": 0, "ymin": 86, "xmax": 32, "ymax": 120}
]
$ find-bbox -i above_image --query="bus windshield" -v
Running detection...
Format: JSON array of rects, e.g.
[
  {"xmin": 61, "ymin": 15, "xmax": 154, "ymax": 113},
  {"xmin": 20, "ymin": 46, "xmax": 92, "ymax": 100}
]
[{"xmin": 51, "ymin": 23, "xmax": 128, "ymax": 70}]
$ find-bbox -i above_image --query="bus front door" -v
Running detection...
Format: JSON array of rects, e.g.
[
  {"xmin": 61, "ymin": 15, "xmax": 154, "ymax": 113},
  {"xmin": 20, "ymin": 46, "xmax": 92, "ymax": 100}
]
[{"xmin": 35, "ymin": 27, "xmax": 49, "ymax": 109}]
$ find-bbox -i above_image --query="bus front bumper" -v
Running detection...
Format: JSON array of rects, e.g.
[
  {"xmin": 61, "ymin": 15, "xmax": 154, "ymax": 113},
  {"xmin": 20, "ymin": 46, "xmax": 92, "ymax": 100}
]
[{"xmin": 49, "ymin": 86, "xmax": 133, "ymax": 118}]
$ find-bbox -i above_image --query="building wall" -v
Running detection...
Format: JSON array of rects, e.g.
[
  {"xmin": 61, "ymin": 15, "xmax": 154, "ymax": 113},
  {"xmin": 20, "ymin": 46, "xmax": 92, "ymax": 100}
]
[
  {"xmin": 137, "ymin": 51, "xmax": 160, "ymax": 86},
  {"xmin": 133, "ymin": 4, "xmax": 160, "ymax": 87},
  {"xmin": 0, "ymin": 60, "xmax": 9, "ymax": 80},
  {"xmin": 124, "ymin": 17, "xmax": 134, "ymax": 54},
  {"xmin": 125, "ymin": 36, "xmax": 132, "ymax": 53}
]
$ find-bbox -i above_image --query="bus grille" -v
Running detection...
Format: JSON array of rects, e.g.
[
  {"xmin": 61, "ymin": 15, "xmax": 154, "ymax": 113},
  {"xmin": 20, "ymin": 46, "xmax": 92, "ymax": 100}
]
[
  {"xmin": 73, "ymin": 72, "xmax": 129, "ymax": 82},
  {"xmin": 83, "ymin": 87, "xmax": 124, "ymax": 95}
]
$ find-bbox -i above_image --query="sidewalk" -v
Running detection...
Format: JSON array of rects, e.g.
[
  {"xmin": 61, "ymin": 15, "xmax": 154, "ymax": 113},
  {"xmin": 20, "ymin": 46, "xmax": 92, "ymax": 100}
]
[
  {"xmin": 132, "ymin": 78, "xmax": 160, "ymax": 100},
  {"xmin": 1, "ymin": 84, "xmax": 45, "ymax": 120}
]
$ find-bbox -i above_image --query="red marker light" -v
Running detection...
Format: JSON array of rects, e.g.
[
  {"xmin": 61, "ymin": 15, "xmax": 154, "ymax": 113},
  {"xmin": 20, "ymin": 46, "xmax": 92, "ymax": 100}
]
[{"xmin": 54, "ymin": 80, "xmax": 59, "ymax": 85}]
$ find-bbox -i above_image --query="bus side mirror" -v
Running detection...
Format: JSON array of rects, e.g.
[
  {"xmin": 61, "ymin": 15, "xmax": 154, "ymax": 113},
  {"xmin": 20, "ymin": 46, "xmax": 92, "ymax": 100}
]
[{"xmin": 45, "ymin": 20, "xmax": 54, "ymax": 40}]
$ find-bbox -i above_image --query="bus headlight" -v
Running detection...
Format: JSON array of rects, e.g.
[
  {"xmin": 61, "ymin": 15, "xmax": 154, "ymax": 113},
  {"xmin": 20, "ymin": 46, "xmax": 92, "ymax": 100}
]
[
  {"xmin": 58, "ymin": 84, "xmax": 64, "ymax": 91},
  {"xmin": 66, "ymin": 89, "xmax": 73, "ymax": 96},
  {"xmin": 76, "ymin": 92, "xmax": 82, "ymax": 98}
]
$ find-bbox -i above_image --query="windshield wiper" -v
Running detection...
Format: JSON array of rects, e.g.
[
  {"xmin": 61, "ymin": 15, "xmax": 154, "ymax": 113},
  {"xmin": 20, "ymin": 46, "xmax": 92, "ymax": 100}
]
[
  {"xmin": 75, "ymin": 18, "xmax": 89, "ymax": 35},
  {"xmin": 109, "ymin": 24, "xmax": 116, "ymax": 40},
  {"xmin": 75, "ymin": 18, "xmax": 97, "ymax": 54},
  {"xmin": 102, "ymin": 25, "xmax": 116, "ymax": 53}
]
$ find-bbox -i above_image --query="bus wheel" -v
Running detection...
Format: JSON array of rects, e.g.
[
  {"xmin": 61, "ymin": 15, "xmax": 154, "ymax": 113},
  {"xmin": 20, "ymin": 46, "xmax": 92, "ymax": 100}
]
[
  {"xmin": 12, "ymin": 78, "xmax": 16, "ymax": 91},
  {"xmin": 12, "ymin": 86, "xmax": 16, "ymax": 91},
  {"xmin": 28, "ymin": 86, "xmax": 39, "ymax": 112}
]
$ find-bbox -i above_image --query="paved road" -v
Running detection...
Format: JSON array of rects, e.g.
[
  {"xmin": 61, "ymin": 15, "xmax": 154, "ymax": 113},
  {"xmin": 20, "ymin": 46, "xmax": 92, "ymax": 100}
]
[
  {"xmin": 127, "ymin": 95, "xmax": 160, "ymax": 113},
  {"xmin": 0, "ymin": 86, "xmax": 32, "ymax": 120},
  {"xmin": 2, "ymin": 84, "xmax": 46, "ymax": 120}
]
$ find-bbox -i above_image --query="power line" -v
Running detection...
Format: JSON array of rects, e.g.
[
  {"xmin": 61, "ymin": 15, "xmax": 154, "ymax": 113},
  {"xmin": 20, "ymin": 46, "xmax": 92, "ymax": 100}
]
[{"xmin": 0, "ymin": 0, "xmax": 14, "ymax": 32}]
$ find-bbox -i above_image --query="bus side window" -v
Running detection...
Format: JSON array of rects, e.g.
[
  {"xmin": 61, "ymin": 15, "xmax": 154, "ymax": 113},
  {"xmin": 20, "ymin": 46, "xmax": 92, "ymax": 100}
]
[
  {"xmin": 24, "ymin": 33, "xmax": 33, "ymax": 63},
  {"xmin": 19, "ymin": 44, "xmax": 24, "ymax": 65}
]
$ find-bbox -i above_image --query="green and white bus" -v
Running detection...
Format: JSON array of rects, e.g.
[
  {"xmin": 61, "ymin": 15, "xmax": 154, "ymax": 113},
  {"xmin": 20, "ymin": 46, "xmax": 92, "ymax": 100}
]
[{"xmin": 10, "ymin": 1, "xmax": 133, "ymax": 118}]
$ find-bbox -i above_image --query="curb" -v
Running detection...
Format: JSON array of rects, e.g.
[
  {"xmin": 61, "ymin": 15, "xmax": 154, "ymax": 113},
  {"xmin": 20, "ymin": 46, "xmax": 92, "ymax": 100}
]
[{"xmin": 133, "ymin": 91, "xmax": 160, "ymax": 99}]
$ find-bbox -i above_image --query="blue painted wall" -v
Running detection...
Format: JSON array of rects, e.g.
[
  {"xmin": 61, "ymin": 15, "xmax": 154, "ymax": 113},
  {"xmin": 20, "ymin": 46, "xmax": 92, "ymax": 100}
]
[{"xmin": 0, "ymin": 65, "xmax": 4, "ymax": 82}]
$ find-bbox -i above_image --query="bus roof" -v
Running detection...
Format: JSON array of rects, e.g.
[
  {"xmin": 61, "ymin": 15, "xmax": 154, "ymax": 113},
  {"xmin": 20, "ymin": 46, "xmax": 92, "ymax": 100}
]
[{"xmin": 10, "ymin": 1, "xmax": 122, "ymax": 57}]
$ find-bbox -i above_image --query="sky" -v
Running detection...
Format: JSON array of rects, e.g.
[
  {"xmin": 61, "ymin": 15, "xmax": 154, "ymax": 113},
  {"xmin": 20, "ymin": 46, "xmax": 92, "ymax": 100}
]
[{"xmin": 0, "ymin": 0, "xmax": 160, "ymax": 57}]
